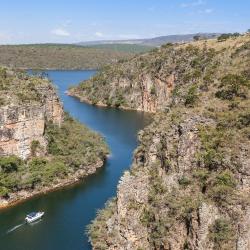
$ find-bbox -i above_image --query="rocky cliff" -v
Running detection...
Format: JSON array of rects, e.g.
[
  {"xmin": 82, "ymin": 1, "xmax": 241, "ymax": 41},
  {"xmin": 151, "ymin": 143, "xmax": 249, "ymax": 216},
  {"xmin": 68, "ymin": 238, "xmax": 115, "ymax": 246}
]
[
  {"xmin": 0, "ymin": 84, "xmax": 63, "ymax": 159},
  {"xmin": 69, "ymin": 34, "xmax": 250, "ymax": 113},
  {"xmin": 0, "ymin": 68, "xmax": 108, "ymax": 208},
  {"xmin": 86, "ymin": 35, "xmax": 250, "ymax": 249}
]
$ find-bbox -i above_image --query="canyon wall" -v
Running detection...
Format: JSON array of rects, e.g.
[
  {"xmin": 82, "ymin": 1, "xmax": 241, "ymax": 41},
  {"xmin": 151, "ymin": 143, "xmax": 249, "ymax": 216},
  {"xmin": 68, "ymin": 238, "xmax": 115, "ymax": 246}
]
[
  {"xmin": 86, "ymin": 35, "xmax": 250, "ymax": 249},
  {"xmin": 0, "ymin": 85, "xmax": 63, "ymax": 159}
]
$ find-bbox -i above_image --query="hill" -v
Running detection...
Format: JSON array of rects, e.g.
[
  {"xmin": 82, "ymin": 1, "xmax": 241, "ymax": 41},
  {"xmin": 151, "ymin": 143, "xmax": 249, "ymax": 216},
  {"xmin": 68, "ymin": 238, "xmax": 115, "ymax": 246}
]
[
  {"xmin": 0, "ymin": 44, "xmax": 134, "ymax": 70},
  {"xmin": 84, "ymin": 43, "xmax": 153, "ymax": 53},
  {"xmin": 77, "ymin": 33, "xmax": 220, "ymax": 47},
  {"xmin": 70, "ymin": 35, "xmax": 250, "ymax": 249}
]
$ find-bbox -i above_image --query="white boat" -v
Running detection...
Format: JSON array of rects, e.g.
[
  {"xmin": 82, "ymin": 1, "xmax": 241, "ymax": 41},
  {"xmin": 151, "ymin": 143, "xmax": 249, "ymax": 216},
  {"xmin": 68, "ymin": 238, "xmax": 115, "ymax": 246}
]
[{"xmin": 25, "ymin": 212, "xmax": 44, "ymax": 223}]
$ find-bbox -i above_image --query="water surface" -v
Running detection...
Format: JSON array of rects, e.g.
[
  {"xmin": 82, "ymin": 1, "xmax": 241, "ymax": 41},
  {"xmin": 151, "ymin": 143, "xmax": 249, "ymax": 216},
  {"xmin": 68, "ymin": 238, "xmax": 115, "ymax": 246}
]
[{"xmin": 0, "ymin": 70, "xmax": 151, "ymax": 250}]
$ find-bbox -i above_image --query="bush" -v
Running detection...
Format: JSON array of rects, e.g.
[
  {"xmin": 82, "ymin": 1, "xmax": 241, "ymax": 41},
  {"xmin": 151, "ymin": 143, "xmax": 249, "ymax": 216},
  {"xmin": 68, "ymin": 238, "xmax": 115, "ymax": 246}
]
[
  {"xmin": 140, "ymin": 207, "xmax": 155, "ymax": 225},
  {"xmin": 209, "ymin": 218, "xmax": 235, "ymax": 248},
  {"xmin": 43, "ymin": 160, "xmax": 67, "ymax": 183},
  {"xmin": 0, "ymin": 186, "xmax": 9, "ymax": 197},
  {"xmin": 178, "ymin": 176, "xmax": 191, "ymax": 187},
  {"xmin": 0, "ymin": 156, "xmax": 22, "ymax": 173},
  {"xmin": 215, "ymin": 74, "xmax": 249, "ymax": 100},
  {"xmin": 46, "ymin": 113, "xmax": 109, "ymax": 167},
  {"xmin": 30, "ymin": 140, "xmax": 40, "ymax": 156},
  {"xmin": 150, "ymin": 85, "xmax": 156, "ymax": 95},
  {"xmin": 198, "ymin": 127, "xmax": 225, "ymax": 170},
  {"xmin": 184, "ymin": 85, "xmax": 199, "ymax": 107},
  {"xmin": 208, "ymin": 171, "xmax": 236, "ymax": 205},
  {"xmin": 217, "ymin": 33, "xmax": 240, "ymax": 42}
]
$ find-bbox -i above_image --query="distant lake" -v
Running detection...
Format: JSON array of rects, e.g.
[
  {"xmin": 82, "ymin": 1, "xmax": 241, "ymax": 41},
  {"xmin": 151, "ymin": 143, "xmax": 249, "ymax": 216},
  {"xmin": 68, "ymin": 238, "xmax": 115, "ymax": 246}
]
[{"xmin": 0, "ymin": 70, "xmax": 151, "ymax": 250}]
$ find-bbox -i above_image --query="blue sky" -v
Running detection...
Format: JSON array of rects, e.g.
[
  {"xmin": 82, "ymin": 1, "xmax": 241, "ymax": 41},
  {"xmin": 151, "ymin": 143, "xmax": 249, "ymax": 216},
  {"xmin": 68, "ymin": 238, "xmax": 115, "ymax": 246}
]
[{"xmin": 0, "ymin": 0, "xmax": 249, "ymax": 44}]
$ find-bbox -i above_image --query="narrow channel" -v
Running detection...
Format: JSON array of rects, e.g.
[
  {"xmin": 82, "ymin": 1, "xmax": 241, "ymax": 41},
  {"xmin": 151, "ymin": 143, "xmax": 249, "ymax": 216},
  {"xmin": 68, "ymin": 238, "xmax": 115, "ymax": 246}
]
[{"xmin": 0, "ymin": 70, "xmax": 151, "ymax": 250}]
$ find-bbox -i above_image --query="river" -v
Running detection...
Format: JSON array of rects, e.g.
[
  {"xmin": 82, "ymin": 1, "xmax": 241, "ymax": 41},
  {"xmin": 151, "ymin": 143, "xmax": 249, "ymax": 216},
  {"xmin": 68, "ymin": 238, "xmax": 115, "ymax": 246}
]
[{"xmin": 0, "ymin": 70, "xmax": 151, "ymax": 250}]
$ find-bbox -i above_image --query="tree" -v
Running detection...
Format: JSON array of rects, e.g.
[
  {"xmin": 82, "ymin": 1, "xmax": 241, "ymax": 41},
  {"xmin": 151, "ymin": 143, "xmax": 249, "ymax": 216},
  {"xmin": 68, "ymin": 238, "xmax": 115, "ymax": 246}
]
[{"xmin": 193, "ymin": 35, "xmax": 201, "ymax": 41}]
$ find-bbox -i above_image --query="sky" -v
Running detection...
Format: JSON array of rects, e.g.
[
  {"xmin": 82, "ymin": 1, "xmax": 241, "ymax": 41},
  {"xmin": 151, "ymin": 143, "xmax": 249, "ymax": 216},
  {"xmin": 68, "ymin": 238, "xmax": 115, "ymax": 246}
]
[{"xmin": 0, "ymin": 0, "xmax": 249, "ymax": 44}]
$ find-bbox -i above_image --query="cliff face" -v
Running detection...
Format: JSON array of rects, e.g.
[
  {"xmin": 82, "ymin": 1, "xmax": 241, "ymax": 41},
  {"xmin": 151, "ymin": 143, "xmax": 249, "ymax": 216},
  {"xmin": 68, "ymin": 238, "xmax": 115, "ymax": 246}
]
[
  {"xmin": 0, "ymin": 87, "xmax": 63, "ymax": 159},
  {"xmin": 87, "ymin": 35, "xmax": 250, "ymax": 249},
  {"xmin": 70, "ymin": 35, "xmax": 250, "ymax": 113},
  {"xmin": 89, "ymin": 113, "xmax": 250, "ymax": 250},
  {"xmin": 0, "ymin": 68, "xmax": 108, "ymax": 208}
]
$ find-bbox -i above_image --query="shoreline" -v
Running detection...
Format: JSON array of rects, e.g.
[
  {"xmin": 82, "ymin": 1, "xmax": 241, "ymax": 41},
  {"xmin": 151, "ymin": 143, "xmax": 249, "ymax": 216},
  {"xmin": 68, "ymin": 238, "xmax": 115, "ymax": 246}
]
[
  {"xmin": 24, "ymin": 67, "xmax": 98, "ymax": 71},
  {"xmin": 66, "ymin": 90, "xmax": 156, "ymax": 114},
  {"xmin": 0, "ymin": 160, "xmax": 104, "ymax": 211}
]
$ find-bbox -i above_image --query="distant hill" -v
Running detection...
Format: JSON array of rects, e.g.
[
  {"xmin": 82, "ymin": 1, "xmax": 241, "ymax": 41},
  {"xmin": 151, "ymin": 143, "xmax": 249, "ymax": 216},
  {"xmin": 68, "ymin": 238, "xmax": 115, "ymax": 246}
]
[
  {"xmin": 0, "ymin": 33, "xmax": 220, "ymax": 70},
  {"xmin": 83, "ymin": 44, "xmax": 153, "ymax": 53},
  {"xmin": 0, "ymin": 44, "xmax": 135, "ymax": 70},
  {"xmin": 77, "ymin": 33, "xmax": 220, "ymax": 47}
]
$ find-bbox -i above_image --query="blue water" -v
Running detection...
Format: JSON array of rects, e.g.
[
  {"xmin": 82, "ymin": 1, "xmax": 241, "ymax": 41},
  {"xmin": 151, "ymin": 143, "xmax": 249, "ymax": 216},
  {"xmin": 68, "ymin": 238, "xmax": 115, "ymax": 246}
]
[{"xmin": 0, "ymin": 70, "xmax": 151, "ymax": 250}]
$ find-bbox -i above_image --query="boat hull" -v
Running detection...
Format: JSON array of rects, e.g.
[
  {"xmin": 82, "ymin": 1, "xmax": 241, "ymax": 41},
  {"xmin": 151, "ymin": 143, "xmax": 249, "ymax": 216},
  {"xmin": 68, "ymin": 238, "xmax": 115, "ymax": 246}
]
[{"xmin": 25, "ymin": 212, "xmax": 44, "ymax": 223}]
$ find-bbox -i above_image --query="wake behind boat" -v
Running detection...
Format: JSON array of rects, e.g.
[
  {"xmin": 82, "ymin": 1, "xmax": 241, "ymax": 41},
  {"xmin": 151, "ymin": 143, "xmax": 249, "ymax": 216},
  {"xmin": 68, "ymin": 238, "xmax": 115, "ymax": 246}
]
[{"xmin": 25, "ymin": 212, "xmax": 44, "ymax": 223}]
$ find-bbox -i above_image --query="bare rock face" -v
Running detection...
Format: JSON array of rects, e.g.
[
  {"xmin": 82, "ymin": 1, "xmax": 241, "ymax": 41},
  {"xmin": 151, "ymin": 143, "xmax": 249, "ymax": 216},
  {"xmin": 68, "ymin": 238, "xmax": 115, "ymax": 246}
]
[
  {"xmin": 0, "ymin": 86, "xmax": 63, "ymax": 159},
  {"xmin": 86, "ymin": 36, "xmax": 250, "ymax": 249},
  {"xmin": 90, "ymin": 114, "xmax": 250, "ymax": 250}
]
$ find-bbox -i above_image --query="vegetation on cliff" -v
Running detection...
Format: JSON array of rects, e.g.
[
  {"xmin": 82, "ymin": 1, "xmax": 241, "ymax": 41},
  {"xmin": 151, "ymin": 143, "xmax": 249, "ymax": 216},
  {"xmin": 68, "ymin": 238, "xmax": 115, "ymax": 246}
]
[
  {"xmin": 0, "ymin": 44, "xmax": 137, "ymax": 70},
  {"xmin": 87, "ymin": 34, "xmax": 250, "ymax": 249},
  {"xmin": 70, "ymin": 34, "xmax": 250, "ymax": 112},
  {"xmin": 0, "ymin": 69, "xmax": 109, "ymax": 200},
  {"xmin": 0, "ymin": 67, "xmax": 52, "ymax": 106},
  {"xmin": 0, "ymin": 114, "xmax": 108, "ymax": 197}
]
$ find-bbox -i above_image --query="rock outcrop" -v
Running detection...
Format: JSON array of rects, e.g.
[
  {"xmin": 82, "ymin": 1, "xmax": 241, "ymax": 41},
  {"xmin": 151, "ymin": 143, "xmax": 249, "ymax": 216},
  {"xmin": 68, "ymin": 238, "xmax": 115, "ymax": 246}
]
[
  {"xmin": 0, "ymin": 87, "xmax": 63, "ymax": 159},
  {"xmin": 87, "ymin": 35, "xmax": 250, "ymax": 249},
  {"xmin": 0, "ymin": 68, "xmax": 108, "ymax": 208}
]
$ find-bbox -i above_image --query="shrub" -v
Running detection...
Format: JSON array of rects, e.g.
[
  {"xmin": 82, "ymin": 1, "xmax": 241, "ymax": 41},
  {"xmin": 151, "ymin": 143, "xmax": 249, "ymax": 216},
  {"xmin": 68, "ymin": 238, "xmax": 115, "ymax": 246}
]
[
  {"xmin": 209, "ymin": 218, "xmax": 235, "ymax": 248},
  {"xmin": 0, "ymin": 186, "xmax": 9, "ymax": 197},
  {"xmin": 43, "ymin": 160, "xmax": 67, "ymax": 183},
  {"xmin": 184, "ymin": 85, "xmax": 199, "ymax": 107},
  {"xmin": 215, "ymin": 74, "xmax": 249, "ymax": 100},
  {"xmin": 30, "ymin": 140, "xmax": 40, "ymax": 156},
  {"xmin": 214, "ymin": 170, "xmax": 236, "ymax": 188},
  {"xmin": 86, "ymin": 198, "xmax": 117, "ymax": 249},
  {"xmin": 238, "ymin": 113, "xmax": 250, "ymax": 128},
  {"xmin": 193, "ymin": 35, "xmax": 201, "ymax": 41},
  {"xmin": 217, "ymin": 33, "xmax": 240, "ymax": 42},
  {"xmin": 0, "ymin": 156, "xmax": 22, "ymax": 173},
  {"xmin": 150, "ymin": 85, "xmax": 156, "ymax": 95},
  {"xmin": 161, "ymin": 43, "xmax": 174, "ymax": 49},
  {"xmin": 178, "ymin": 176, "xmax": 191, "ymax": 187},
  {"xmin": 208, "ymin": 171, "xmax": 236, "ymax": 205},
  {"xmin": 198, "ymin": 127, "xmax": 225, "ymax": 170},
  {"xmin": 140, "ymin": 207, "xmax": 155, "ymax": 225}
]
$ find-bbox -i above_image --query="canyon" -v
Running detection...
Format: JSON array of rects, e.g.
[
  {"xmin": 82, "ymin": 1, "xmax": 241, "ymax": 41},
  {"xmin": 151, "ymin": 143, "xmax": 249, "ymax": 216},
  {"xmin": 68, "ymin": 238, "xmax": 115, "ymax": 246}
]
[
  {"xmin": 72, "ymin": 35, "xmax": 250, "ymax": 249},
  {"xmin": 0, "ymin": 69, "xmax": 108, "ymax": 208}
]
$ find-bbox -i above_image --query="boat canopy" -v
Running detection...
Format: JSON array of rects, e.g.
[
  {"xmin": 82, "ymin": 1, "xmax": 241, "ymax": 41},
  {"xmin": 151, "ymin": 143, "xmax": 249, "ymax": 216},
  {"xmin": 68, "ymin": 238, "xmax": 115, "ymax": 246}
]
[{"xmin": 27, "ymin": 212, "xmax": 37, "ymax": 218}]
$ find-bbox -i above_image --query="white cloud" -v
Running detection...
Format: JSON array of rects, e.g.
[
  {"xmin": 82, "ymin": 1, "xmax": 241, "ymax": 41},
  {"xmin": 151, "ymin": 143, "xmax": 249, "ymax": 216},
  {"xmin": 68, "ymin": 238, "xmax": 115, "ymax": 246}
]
[
  {"xmin": 95, "ymin": 32, "xmax": 104, "ymax": 37},
  {"xmin": 181, "ymin": 0, "xmax": 205, "ymax": 8},
  {"xmin": 204, "ymin": 8, "xmax": 213, "ymax": 13},
  {"xmin": 199, "ymin": 8, "xmax": 214, "ymax": 14},
  {"xmin": 51, "ymin": 28, "xmax": 70, "ymax": 37}
]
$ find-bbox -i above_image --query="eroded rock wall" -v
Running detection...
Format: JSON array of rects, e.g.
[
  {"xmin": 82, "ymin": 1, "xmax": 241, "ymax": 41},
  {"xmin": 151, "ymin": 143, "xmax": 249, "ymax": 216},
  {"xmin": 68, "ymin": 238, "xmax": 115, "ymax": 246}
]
[{"xmin": 0, "ymin": 86, "xmax": 63, "ymax": 159}]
